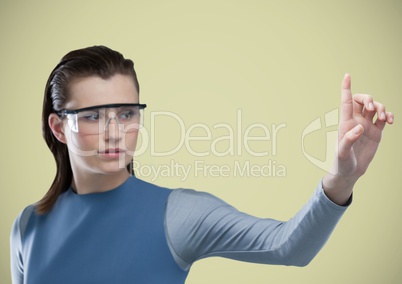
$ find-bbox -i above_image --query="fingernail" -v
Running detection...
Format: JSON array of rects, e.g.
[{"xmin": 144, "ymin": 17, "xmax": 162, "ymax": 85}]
[
  {"xmin": 354, "ymin": 125, "xmax": 362, "ymax": 135},
  {"xmin": 369, "ymin": 102, "xmax": 374, "ymax": 110},
  {"xmin": 380, "ymin": 112, "xmax": 386, "ymax": 120}
]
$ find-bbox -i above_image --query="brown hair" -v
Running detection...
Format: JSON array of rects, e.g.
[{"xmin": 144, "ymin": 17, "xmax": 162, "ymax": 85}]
[{"xmin": 36, "ymin": 45, "xmax": 140, "ymax": 214}]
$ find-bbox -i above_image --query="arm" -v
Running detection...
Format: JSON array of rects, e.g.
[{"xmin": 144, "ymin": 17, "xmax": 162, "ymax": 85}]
[
  {"xmin": 10, "ymin": 205, "xmax": 34, "ymax": 284},
  {"xmin": 164, "ymin": 74, "xmax": 393, "ymax": 271},
  {"xmin": 323, "ymin": 74, "xmax": 394, "ymax": 205},
  {"xmin": 165, "ymin": 181, "xmax": 349, "ymax": 271},
  {"xmin": 10, "ymin": 214, "xmax": 24, "ymax": 284}
]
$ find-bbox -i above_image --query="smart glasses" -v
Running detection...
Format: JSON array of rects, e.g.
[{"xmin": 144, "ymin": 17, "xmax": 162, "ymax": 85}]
[{"xmin": 56, "ymin": 103, "xmax": 147, "ymax": 134}]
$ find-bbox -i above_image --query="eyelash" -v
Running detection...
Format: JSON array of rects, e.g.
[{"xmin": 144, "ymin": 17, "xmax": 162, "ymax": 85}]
[{"xmin": 80, "ymin": 110, "xmax": 137, "ymax": 121}]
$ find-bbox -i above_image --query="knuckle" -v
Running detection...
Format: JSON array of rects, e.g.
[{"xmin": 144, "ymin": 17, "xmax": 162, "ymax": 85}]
[
  {"xmin": 363, "ymin": 95, "xmax": 372, "ymax": 105},
  {"xmin": 356, "ymin": 167, "xmax": 367, "ymax": 176},
  {"xmin": 365, "ymin": 94, "xmax": 373, "ymax": 101},
  {"xmin": 375, "ymin": 102, "xmax": 385, "ymax": 111}
]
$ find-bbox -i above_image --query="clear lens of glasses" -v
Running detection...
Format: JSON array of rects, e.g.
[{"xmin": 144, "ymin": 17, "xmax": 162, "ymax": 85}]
[{"xmin": 66, "ymin": 105, "xmax": 144, "ymax": 134}]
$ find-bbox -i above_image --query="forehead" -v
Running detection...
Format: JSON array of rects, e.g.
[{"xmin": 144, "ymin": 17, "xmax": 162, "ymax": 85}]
[{"xmin": 64, "ymin": 74, "xmax": 139, "ymax": 110}]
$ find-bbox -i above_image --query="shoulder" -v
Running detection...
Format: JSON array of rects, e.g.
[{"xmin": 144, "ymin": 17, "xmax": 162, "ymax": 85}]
[
  {"xmin": 168, "ymin": 188, "xmax": 229, "ymax": 211},
  {"xmin": 164, "ymin": 188, "xmax": 239, "ymax": 270},
  {"xmin": 130, "ymin": 176, "xmax": 173, "ymax": 194},
  {"xmin": 11, "ymin": 204, "xmax": 36, "ymax": 243},
  {"xmin": 166, "ymin": 188, "xmax": 235, "ymax": 227}
]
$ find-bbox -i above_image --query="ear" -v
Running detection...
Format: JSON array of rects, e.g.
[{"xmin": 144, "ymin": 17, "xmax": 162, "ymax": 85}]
[{"xmin": 48, "ymin": 114, "xmax": 67, "ymax": 144}]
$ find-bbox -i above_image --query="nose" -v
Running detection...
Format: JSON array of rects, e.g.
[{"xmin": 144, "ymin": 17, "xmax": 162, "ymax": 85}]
[{"xmin": 104, "ymin": 114, "xmax": 122, "ymax": 140}]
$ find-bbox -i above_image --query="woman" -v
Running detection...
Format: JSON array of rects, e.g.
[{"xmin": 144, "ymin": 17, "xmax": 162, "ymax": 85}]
[{"xmin": 10, "ymin": 46, "xmax": 394, "ymax": 283}]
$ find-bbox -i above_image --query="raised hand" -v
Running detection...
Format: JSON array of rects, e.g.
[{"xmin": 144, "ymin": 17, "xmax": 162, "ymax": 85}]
[{"xmin": 322, "ymin": 74, "xmax": 394, "ymax": 205}]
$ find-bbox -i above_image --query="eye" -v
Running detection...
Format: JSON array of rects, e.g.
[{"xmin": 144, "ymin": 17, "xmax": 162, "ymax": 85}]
[
  {"xmin": 80, "ymin": 112, "xmax": 100, "ymax": 121},
  {"xmin": 119, "ymin": 109, "xmax": 137, "ymax": 120}
]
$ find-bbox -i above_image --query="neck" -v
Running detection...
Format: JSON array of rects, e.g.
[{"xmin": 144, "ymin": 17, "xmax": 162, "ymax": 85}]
[{"xmin": 71, "ymin": 170, "xmax": 130, "ymax": 195}]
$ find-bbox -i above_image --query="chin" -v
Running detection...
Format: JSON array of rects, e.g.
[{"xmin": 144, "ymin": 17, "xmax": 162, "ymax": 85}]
[{"xmin": 90, "ymin": 161, "xmax": 130, "ymax": 176}]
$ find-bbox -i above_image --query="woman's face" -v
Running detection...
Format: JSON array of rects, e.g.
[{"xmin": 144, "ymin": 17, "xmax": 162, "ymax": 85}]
[{"xmin": 62, "ymin": 74, "xmax": 140, "ymax": 177}]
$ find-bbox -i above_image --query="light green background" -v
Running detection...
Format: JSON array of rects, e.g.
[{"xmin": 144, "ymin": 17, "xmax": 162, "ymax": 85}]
[{"xmin": 1, "ymin": 1, "xmax": 401, "ymax": 283}]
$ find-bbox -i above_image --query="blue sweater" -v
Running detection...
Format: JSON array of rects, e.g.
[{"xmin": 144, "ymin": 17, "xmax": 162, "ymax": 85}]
[{"xmin": 11, "ymin": 177, "xmax": 350, "ymax": 283}]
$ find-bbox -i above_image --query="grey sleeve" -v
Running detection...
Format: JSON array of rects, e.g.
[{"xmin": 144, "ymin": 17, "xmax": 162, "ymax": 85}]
[
  {"xmin": 164, "ymin": 181, "xmax": 350, "ymax": 271},
  {"xmin": 10, "ymin": 205, "xmax": 34, "ymax": 284}
]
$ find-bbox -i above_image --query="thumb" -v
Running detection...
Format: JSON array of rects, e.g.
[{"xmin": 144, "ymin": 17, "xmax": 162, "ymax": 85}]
[{"xmin": 338, "ymin": 124, "xmax": 364, "ymax": 159}]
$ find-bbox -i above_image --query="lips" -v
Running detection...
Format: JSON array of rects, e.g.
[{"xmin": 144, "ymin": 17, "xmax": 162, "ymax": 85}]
[
  {"xmin": 98, "ymin": 148, "xmax": 125, "ymax": 158},
  {"xmin": 99, "ymin": 148, "xmax": 124, "ymax": 154}
]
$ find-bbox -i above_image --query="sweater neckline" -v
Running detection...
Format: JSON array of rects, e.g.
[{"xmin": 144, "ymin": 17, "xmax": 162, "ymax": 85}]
[{"xmin": 67, "ymin": 176, "xmax": 136, "ymax": 198}]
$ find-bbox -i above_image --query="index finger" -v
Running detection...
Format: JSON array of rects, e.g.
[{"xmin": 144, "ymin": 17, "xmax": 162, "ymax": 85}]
[{"xmin": 340, "ymin": 73, "xmax": 353, "ymax": 122}]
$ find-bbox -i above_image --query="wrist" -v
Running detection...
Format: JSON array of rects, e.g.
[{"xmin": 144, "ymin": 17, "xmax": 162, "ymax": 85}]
[{"xmin": 322, "ymin": 173, "xmax": 357, "ymax": 206}]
